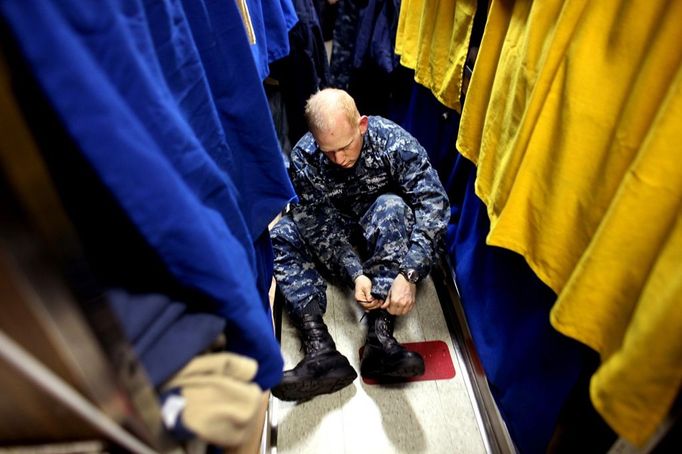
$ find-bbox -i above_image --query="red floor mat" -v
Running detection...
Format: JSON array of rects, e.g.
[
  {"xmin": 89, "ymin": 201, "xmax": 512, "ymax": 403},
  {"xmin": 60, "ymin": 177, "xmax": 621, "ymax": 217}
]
[{"xmin": 359, "ymin": 340, "xmax": 456, "ymax": 384}]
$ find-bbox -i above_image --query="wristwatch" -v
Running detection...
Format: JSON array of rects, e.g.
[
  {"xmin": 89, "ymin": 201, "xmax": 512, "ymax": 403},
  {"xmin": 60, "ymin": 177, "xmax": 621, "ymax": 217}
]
[{"xmin": 400, "ymin": 268, "xmax": 420, "ymax": 284}]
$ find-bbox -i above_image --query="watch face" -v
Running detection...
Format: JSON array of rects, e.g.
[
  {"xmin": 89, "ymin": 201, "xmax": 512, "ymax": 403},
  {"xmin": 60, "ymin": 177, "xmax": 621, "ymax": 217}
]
[{"xmin": 406, "ymin": 269, "xmax": 419, "ymax": 283}]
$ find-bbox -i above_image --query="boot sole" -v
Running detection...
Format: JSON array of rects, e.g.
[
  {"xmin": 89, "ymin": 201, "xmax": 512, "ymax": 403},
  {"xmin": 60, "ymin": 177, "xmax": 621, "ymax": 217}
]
[
  {"xmin": 361, "ymin": 358, "xmax": 425, "ymax": 380},
  {"xmin": 272, "ymin": 365, "xmax": 357, "ymax": 401}
]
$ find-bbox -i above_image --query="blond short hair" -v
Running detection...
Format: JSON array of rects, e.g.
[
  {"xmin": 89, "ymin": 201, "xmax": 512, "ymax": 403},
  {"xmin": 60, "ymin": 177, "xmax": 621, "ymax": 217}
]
[{"xmin": 304, "ymin": 88, "xmax": 360, "ymax": 134}]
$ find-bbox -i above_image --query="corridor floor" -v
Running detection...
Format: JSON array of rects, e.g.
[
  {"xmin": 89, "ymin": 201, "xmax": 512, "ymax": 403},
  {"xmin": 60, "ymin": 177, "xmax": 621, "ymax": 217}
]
[{"xmin": 270, "ymin": 276, "xmax": 487, "ymax": 454}]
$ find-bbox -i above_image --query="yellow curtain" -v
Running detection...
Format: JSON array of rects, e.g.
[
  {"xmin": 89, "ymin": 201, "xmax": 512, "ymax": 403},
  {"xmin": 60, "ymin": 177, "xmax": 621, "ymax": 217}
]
[
  {"xmin": 457, "ymin": 0, "xmax": 682, "ymax": 446},
  {"xmin": 395, "ymin": 0, "xmax": 477, "ymax": 112}
]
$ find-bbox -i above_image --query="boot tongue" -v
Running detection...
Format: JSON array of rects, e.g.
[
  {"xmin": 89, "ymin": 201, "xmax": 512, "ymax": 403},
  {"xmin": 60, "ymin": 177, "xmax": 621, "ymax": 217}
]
[{"xmin": 374, "ymin": 317, "xmax": 402, "ymax": 355}]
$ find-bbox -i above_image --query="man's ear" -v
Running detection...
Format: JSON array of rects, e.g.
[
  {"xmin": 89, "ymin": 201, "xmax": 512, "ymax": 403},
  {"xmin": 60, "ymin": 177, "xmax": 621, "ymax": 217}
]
[{"xmin": 358, "ymin": 115, "xmax": 369, "ymax": 134}]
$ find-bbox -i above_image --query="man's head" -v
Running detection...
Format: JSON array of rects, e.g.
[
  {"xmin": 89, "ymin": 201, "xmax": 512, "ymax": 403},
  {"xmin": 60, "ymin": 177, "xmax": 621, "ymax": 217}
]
[{"xmin": 305, "ymin": 88, "xmax": 369, "ymax": 169}]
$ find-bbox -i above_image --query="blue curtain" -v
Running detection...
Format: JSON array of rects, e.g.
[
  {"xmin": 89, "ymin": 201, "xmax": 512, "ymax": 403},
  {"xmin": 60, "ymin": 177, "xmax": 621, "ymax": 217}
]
[{"xmin": 0, "ymin": 0, "xmax": 297, "ymax": 390}]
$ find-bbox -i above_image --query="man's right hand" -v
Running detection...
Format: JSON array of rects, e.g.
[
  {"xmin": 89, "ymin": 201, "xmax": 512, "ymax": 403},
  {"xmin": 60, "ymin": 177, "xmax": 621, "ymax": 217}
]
[{"xmin": 354, "ymin": 275, "xmax": 383, "ymax": 311}]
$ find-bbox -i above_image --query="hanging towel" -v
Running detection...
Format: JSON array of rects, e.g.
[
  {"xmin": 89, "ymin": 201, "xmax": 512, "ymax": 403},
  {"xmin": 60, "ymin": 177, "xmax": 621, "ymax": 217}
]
[
  {"xmin": 457, "ymin": 0, "xmax": 682, "ymax": 446},
  {"xmin": 395, "ymin": 0, "xmax": 477, "ymax": 112}
]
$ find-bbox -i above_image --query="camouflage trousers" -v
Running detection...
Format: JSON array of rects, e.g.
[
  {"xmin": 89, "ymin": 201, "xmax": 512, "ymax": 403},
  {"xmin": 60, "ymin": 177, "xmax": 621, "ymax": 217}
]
[{"xmin": 272, "ymin": 193, "xmax": 415, "ymax": 319}]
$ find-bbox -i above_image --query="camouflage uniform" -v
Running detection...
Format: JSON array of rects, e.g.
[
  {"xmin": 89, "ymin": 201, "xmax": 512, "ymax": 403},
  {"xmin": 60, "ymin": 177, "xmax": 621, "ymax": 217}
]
[{"xmin": 272, "ymin": 116, "xmax": 450, "ymax": 318}]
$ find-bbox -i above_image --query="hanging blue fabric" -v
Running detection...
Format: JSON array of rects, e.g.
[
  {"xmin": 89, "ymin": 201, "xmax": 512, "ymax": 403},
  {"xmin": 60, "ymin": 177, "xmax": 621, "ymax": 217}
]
[
  {"xmin": 245, "ymin": 0, "xmax": 299, "ymax": 80},
  {"xmin": 264, "ymin": 0, "xmax": 299, "ymax": 62},
  {"xmin": 178, "ymin": 0, "xmax": 297, "ymax": 238},
  {"xmin": 353, "ymin": 0, "xmax": 401, "ymax": 74},
  {"xmin": 177, "ymin": 0, "xmax": 298, "ymax": 325},
  {"xmin": 0, "ymin": 0, "xmax": 296, "ymax": 390}
]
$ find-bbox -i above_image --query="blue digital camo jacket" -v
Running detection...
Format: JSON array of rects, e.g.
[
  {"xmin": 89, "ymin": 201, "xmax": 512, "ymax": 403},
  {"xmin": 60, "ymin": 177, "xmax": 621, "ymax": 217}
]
[{"xmin": 288, "ymin": 115, "xmax": 450, "ymax": 285}]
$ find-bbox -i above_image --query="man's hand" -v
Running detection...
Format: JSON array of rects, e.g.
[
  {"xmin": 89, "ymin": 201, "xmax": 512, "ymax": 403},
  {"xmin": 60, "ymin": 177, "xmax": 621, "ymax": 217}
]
[
  {"xmin": 354, "ymin": 275, "xmax": 383, "ymax": 311},
  {"xmin": 381, "ymin": 273, "xmax": 416, "ymax": 316}
]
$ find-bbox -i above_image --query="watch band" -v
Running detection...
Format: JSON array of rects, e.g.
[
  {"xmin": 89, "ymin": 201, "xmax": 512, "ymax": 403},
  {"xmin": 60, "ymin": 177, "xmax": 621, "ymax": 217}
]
[{"xmin": 400, "ymin": 268, "xmax": 420, "ymax": 284}]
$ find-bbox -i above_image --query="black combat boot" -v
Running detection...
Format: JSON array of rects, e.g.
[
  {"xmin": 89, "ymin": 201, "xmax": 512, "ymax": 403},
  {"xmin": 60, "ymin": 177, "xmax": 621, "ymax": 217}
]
[
  {"xmin": 272, "ymin": 313, "xmax": 357, "ymax": 401},
  {"xmin": 360, "ymin": 309, "xmax": 425, "ymax": 380}
]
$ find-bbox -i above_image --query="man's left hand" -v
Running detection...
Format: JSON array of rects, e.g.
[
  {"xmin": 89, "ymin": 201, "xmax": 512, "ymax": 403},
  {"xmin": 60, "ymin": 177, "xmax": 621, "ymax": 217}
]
[
  {"xmin": 355, "ymin": 274, "xmax": 383, "ymax": 311},
  {"xmin": 381, "ymin": 273, "xmax": 416, "ymax": 316}
]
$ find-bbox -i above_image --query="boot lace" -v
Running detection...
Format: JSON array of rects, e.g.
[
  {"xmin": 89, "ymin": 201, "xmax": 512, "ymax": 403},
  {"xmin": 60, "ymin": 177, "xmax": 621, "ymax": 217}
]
[
  {"xmin": 299, "ymin": 317, "xmax": 335, "ymax": 355},
  {"xmin": 374, "ymin": 314, "xmax": 402, "ymax": 354}
]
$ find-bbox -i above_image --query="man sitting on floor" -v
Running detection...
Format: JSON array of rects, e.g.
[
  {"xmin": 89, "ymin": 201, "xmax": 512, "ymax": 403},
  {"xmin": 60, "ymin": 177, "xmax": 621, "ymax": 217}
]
[{"xmin": 270, "ymin": 88, "xmax": 450, "ymax": 401}]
